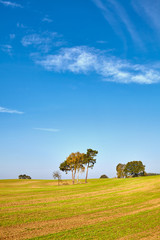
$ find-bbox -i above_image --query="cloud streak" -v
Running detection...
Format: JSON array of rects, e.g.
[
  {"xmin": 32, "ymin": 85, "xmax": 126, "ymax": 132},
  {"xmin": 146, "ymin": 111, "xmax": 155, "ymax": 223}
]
[
  {"xmin": 92, "ymin": 0, "xmax": 125, "ymax": 40},
  {"xmin": 0, "ymin": 0, "xmax": 22, "ymax": 8},
  {"xmin": 108, "ymin": 0, "xmax": 142, "ymax": 47},
  {"xmin": 42, "ymin": 16, "xmax": 53, "ymax": 23},
  {"xmin": 34, "ymin": 128, "xmax": 60, "ymax": 132},
  {"xmin": 22, "ymin": 32, "xmax": 64, "ymax": 53},
  {"xmin": 34, "ymin": 46, "xmax": 160, "ymax": 84},
  {"xmin": 0, "ymin": 44, "xmax": 12, "ymax": 55},
  {"xmin": 132, "ymin": 0, "xmax": 160, "ymax": 34},
  {"xmin": 92, "ymin": 0, "xmax": 142, "ymax": 47},
  {"xmin": 0, "ymin": 107, "xmax": 24, "ymax": 114}
]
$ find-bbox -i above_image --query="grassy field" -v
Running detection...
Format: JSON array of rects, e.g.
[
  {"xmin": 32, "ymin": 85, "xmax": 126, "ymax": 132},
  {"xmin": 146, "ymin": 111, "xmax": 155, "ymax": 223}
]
[{"xmin": 0, "ymin": 176, "xmax": 160, "ymax": 240}]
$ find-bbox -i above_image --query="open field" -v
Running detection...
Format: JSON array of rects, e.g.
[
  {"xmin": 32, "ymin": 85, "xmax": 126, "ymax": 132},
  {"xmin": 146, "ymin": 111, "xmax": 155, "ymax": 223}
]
[{"xmin": 0, "ymin": 176, "xmax": 160, "ymax": 240}]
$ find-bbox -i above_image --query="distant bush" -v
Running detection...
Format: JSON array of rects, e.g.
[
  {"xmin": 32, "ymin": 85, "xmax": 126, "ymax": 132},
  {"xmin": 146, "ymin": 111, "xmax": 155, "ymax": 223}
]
[
  {"xmin": 18, "ymin": 174, "xmax": 31, "ymax": 179},
  {"xmin": 100, "ymin": 174, "xmax": 108, "ymax": 178},
  {"xmin": 147, "ymin": 173, "xmax": 160, "ymax": 176}
]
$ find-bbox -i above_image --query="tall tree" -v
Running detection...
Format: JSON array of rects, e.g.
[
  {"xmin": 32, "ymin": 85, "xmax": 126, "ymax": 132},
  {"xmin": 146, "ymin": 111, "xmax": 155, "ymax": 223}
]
[
  {"xmin": 59, "ymin": 152, "xmax": 85, "ymax": 184},
  {"xmin": 59, "ymin": 160, "xmax": 72, "ymax": 182},
  {"xmin": 67, "ymin": 152, "xmax": 85, "ymax": 184},
  {"xmin": 66, "ymin": 153, "xmax": 77, "ymax": 184},
  {"xmin": 75, "ymin": 152, "xmax": 85, "ymax": 183},
  {"xmin": 116, "ymin": 163, "xmax": 126, "ymax": 178},
  {"xmin": 124, "ymin": 161, "xmax": 145, "ymax": 177},
  {"xmin": 83, "ymin": 149, "xmax": 98, "ymax": 183}
]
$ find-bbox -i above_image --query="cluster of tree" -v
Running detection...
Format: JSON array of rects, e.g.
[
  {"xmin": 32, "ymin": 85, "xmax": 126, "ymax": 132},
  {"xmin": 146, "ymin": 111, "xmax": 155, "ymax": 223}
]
[
  {"xmin": 116, "ymin": 161, "xmax": 146, "ymax": 178},
  {"xmin": 18, "ymin": 174, "xmax": 31, "ymax": 179},
  {"xmin": 59, "ymin": 149, "xmax": 98, "ymax": 184}
]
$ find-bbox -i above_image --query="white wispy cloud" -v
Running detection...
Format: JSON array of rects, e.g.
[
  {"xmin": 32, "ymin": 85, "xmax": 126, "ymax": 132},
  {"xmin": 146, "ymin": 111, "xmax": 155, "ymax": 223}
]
[
  {"xmin": 0, "ymin": 106, "xmax": 24, "ymax": 114},
  {"xmin": 108, "ymin": 0, "xmax": 142, "ymax": 47},
  {"xmin": 92, "ymin": 0, "xmax": 124, "ymax": 38},
  {"xmin": 0, "ymin": 44, "xmax": 12, "ymax": 55},
  {"xmin": 34, "ymin": 46, "xmax": 160, "ymax": 84},
  {"xmin": 21, "ymin": 32, "xmax": 63, "ymax": 53},
  {"xmin": 22, "ymin": 34, "xmax": 48, "ymax": 46},
  {"xmin": 34, "ymin": 128, "xmax": 60, "ymax": 132},
  {"xmin": 35, "ymin": 47, "xmax": 98, "ymax": 73},
  {"xmin": 92, "ymin": 0, "xmax": 142, "ymax": 47},
  {"xmin": 132, "ymin": 0, "xmax": 160, "ymax": 34},
  {"xmin": 42, "ymin": 16, "xmax": 53, "ymax": 23},
  {"xmin": 0, "ymin": 0, "xmax": 22, "ymax": 8}
]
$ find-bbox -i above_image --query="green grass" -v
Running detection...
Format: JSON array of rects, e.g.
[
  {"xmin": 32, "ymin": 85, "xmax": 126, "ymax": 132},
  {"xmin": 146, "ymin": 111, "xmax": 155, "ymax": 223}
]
[{"xmin": 0, "ymin": 176, "xmax": 160, "ymax": 239}]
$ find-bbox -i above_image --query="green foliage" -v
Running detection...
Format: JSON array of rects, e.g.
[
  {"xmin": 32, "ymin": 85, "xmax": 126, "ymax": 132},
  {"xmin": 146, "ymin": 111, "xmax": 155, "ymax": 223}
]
[
  {"xmin": 59, "ymin": 161, "xmax": 71, "ymax": 174},
  {"xmin": 59, "ymin": 149, "xmax": 98, "ymax": 184},
  {"xmin": 18, "ymin": 174, "xmax": 31, "ymax": 179},
  {"xmin": 100, "ymin": 174, "xmax": 108, "ymax": 178},
  {"xmin": 124, "ymin": 161, "xmax": 145, "ymax": 177},
  {"xmin": 84, "ymin": 149, "xmax": 98, "ymax": 183},
  {"xmin": 83, "ymin": 149, "xmax": 98, "ymax": 168}
]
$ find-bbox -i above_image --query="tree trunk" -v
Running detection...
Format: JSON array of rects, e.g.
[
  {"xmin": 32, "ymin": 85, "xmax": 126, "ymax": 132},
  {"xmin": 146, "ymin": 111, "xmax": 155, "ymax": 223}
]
[
  {"xmin": 74, "ymin": 169, "xmax": 76, "ymax": 183},
  {"xmin": 85, "ymin": 164, "xmax": 89, "ymax": 183},
  {"xmin": 72, "ymin": 170, "xmax": 74, "ymax": 184},
  {"xmin": 77, "ymin": 169, "xmax": 79, "ymax": 183}
]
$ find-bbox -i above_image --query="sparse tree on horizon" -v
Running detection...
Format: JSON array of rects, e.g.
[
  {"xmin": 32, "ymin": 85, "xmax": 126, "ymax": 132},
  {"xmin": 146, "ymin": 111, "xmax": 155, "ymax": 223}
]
[
  {"xmin": 53, "ymin": 171, "xmax": 61, "ymax": 185},
  {"xmin": 59, "ymin": 149, "xmax": 98, "ymax": 184},
  {"xmin": 83, "ymin": 149, "xmax": 98, "ymax": 183},
  {"xmin": 59, "ymin": 152, "xmax": 85, "ymax": 184},
  {"xmin": 18, "ymin": 174, "xmax": 31, "ymax": 179}
]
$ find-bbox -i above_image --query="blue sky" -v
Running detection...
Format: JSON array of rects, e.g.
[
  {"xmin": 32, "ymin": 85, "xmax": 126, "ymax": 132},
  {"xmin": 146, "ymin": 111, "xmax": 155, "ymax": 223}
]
[{"xmin": 0, "ymin": 0, "xmax": 160, "ymax": 179}]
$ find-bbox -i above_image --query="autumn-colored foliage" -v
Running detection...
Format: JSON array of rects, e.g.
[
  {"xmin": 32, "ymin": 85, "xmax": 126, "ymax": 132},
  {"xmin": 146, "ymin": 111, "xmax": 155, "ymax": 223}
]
[
  {"xmin": 59, "ymin": 149, "xmax": 98, "ymax": 184},
  {"xmin": 116, "ymin": 163, "xmax": 126, "ymax": 178}
]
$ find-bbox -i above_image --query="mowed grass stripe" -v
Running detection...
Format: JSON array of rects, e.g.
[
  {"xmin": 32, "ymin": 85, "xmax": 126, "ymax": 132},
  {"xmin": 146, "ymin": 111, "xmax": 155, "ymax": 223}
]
[
  {"xmin": 0, "ymin": 176, "xmax": 160, "ymax": 239},
  {"xmin": 29, "ymin": 208, "xmax": 160, "ymax": 240},
  {"xmin": 0, "ymin": 190, "xmax": 159, "ymax": 226}
]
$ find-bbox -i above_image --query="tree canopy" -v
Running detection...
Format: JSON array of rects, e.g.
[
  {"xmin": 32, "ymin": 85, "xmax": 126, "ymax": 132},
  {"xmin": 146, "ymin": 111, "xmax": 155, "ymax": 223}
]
[
  {"xmin": 18, "ymin": 174, "xmax": 31, "ymax": 179},
  {"xmin": 100, "ymin": 174, "xmax": 108, "ymax": 178},
  {"xmin": 124, "ymin": 161, "xmax": 145, "ymax": 177},
  {"xmin": 59, "ymin": 149, "xmax": 98, "ymax": 184},
  {"xmin": 59, "ymin": 152, "xmax": 85, "ymax": 184},
  {"xmin": 83, "ymin": 149, "xmax": 98, "ymax": 183},
  {"xmin": 116, "ymin": 163, "xmax": 126, "ymax": 178}
]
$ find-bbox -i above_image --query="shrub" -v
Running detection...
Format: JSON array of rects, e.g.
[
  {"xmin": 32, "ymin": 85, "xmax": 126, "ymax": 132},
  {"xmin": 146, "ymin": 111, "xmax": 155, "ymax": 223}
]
[
  {"xmin": 100, "ymin": 174, "xmax": 108, "ymax": 178},
  {"xmin": 18, "ymin": 174, "xmax": 31, "ymax": 179}
]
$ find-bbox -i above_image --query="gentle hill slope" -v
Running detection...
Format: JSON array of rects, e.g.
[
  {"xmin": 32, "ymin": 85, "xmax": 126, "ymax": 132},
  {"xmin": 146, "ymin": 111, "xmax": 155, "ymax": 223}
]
[{"xmin": 0, "ymin": 176, "xmax": 160, "ymax": 239}]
